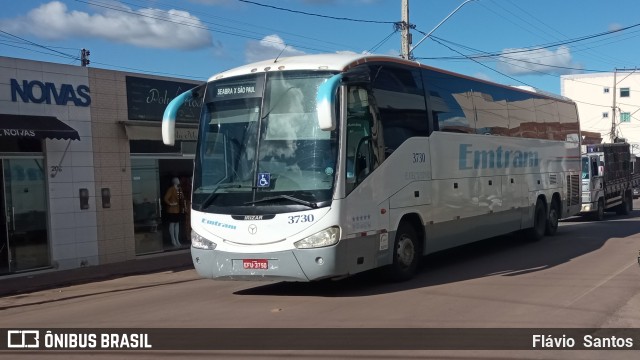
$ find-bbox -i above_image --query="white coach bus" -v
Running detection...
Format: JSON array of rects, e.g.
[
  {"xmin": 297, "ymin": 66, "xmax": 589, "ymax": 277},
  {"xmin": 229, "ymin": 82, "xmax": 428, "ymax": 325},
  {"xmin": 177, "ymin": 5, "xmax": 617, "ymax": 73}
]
[{"xmin": 162, "ymin": 54, "xmax": 581, "ymax": 282}]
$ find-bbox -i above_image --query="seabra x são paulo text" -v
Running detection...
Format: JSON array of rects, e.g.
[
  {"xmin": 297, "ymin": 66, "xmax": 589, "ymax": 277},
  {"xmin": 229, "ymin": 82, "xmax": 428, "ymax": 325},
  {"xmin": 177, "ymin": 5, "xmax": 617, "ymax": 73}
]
[{"xmin": 533, "ymin": 334, "xmax": 633, "ymax": 348}]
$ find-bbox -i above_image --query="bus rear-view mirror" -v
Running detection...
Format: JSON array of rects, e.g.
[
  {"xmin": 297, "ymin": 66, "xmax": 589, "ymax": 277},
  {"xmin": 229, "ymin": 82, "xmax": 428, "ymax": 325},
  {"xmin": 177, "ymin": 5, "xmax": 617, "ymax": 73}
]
[{"xmin": 316, "ymin": 74, "xmax": 342, "ymax": 131}]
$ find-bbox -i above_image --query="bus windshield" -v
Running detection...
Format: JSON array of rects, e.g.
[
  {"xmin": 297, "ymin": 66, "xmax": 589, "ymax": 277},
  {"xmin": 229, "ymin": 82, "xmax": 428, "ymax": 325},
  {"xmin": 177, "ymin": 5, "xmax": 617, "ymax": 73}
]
[{"xmin": 192, "ymin": 71, "xmax": 338, "ymax": 213}]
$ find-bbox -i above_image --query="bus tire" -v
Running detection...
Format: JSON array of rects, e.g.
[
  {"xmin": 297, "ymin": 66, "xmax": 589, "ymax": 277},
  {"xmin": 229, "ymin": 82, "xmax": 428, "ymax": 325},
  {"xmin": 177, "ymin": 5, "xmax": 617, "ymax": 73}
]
[
  {"xmin": 525, "ymin": 199, "xmax": 546, "ymax": 241},
  {"xmin": 387, "ymin": 222, "xmax": 420, "ymax": 282},
  {"xmin": 545, "ymin": 199, "xmax": 560, "ymax": 236}
]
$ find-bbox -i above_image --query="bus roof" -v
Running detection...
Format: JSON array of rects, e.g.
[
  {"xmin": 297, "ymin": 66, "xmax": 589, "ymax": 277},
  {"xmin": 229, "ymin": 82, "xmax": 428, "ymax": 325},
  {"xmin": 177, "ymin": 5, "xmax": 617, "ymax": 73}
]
[
  {"xmin": 208, "ymin": 53, "xmax": 410, "ymax": 81},
  {"xmin": 208, "ymin": 53, "xmax": 572, "ymax": 103}
]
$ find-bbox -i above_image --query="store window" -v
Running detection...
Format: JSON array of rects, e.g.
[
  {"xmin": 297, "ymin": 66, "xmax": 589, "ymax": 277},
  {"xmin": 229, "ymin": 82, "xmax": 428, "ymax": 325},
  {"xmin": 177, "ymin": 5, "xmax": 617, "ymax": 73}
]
[{"xmin": 132, "ymin": 158, "xmax": 194, "ymax": 254}]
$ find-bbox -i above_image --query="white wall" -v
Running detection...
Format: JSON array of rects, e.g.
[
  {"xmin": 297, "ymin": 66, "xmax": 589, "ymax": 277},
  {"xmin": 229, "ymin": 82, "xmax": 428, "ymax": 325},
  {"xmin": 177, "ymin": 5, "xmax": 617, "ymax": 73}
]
[
  {"xmin": 0, "ymin": 57, "xmax": 98, "ymax": 270},
  {"xmin": 561, "ymin": 72, "xmax": 640, "ymax": 154}
]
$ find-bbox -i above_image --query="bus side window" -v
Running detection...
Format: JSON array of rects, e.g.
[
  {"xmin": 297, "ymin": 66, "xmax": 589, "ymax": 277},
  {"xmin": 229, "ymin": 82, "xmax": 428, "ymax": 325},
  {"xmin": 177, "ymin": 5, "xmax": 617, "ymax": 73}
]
[
  {"xmin": 383, "ymin": 127, "xmax": 415, "ymax": 157},
  {"xmin": 372, "ymin": 66, "xmax": 428, "ymax": 157}
]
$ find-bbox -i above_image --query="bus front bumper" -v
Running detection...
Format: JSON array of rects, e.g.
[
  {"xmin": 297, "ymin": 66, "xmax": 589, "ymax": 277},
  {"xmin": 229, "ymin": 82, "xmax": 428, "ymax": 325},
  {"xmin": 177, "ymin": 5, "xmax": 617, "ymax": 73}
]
[{"xmin": 190, "ymin": 242, "xmax": 348, "ymax": 282}]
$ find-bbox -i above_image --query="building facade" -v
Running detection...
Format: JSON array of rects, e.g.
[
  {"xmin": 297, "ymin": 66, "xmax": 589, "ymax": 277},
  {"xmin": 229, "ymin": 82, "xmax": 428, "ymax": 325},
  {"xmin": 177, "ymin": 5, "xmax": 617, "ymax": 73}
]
[
  {"xmin": 0, "ymin": 56, "xmax": 201, "ymax": 276},
  {"xmin": 561, "ymin": 71, "xmax": 640, "ymax": 152}
]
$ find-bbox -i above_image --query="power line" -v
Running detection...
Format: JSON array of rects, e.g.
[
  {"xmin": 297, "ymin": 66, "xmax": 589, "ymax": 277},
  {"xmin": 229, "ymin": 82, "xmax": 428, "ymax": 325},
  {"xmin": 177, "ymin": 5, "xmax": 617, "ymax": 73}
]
[
  {"xmin": 414, "ymin": 32, "xmax": 614, "ymax": 109},
  {"xmin": 424, "ymin": 36, "xmax": 607, "ymax": 73},
  {"xmin": 415, "ymin": 20, "xmax": 640, "ymax": 62},
  {"xmin": 423, "ymin": 33, "xmax": 532, "ymax": 87},
  {"xmin": 236, "ymin": 0, "xmax": 395, "ymax": 24},
  {"xmin": 0, "ymin": 30, "xmax": 79, "ymax": 61},
  {"xmin": 368, "ymin": 30, "xmax": 398, "ymax": 53},
  {"xmin": 418, "ymin": 26, "xmax": 640, "ymax": 66},
  {"xmin": 415, "ymin": 36, "xmax": 640, "ymax": 98},
  {"xmin": 0, "ymin": 29, "xmax": 206, "ymax": 80},
  {"xmin": 73, "ymin": 0, "xmax": 338, "ymax": 54},
  {"xmin": 120, "ymin": 0, "xmax": 357, "ymax": 51},
  {"xmin": 0, "ymin": 35, "xmax": 80, "ymax": 51},
  {"xmin": 616, "ymin": 68, "xmax": 638, "ymax": 84},
  {"xmin": 498, "ymin": 0, "xmax": 628, "ymax": 66},
  {"xmin": 90, "ymin": 61, "xmax": 207, "ymax": 80},
  {"xmin": 498, "ymin": 22, "xmax": 640, "ymax": 58},
  {"xmin": 0, "ymin": 41, "xmax": 80, "ymax": 62},
  {"xmin": 479, "ymin": 1, "xmax": 557, "ymax": 44}
]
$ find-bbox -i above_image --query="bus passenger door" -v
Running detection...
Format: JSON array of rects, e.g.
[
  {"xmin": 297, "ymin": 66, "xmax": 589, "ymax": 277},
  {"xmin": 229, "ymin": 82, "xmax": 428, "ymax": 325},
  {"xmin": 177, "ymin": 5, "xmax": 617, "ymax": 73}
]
[{"xmin": 345, "ymin": 86, "xmax": 378, "ymax": 194}]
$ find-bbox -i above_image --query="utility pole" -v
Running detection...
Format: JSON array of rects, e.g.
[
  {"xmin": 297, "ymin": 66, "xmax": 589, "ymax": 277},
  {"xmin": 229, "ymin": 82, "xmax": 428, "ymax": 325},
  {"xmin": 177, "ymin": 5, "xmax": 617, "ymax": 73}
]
[
  {"xmin": 399, "ymin": 0, "xmax": 412, "ymax": 59},
  {"xmin": 611, "ymin": 69, "xmax": 617, "ymax": 142}
]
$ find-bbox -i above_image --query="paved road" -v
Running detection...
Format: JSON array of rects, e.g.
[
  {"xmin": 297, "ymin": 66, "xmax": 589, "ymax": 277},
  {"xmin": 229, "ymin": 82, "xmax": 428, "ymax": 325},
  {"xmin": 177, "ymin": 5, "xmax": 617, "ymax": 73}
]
[{"xmin": 2, "ymin": 202, "xmax": 640, "ymax": 359}]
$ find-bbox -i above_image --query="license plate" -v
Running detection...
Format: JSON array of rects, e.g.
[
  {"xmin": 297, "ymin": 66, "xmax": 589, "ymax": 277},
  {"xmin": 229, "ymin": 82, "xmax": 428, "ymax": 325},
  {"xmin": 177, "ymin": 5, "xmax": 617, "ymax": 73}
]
[{"xmin": 243, "ymin": 259, "xmax": 268, "ymax": 270}]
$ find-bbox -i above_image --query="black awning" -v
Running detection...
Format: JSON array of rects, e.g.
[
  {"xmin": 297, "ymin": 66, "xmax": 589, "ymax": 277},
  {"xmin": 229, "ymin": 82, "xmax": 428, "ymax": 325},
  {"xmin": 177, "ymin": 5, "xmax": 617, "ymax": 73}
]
[{"xmin": 0, "ymin": 114, "xmax": 80, "ymax": 141}]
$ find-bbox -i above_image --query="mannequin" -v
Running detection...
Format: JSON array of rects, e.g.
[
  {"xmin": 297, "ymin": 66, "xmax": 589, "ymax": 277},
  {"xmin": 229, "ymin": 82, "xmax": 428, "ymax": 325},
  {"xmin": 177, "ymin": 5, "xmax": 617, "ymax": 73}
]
[{"xmin": 164, "ymin": 177, "xmax": 184, "ymax": 247}]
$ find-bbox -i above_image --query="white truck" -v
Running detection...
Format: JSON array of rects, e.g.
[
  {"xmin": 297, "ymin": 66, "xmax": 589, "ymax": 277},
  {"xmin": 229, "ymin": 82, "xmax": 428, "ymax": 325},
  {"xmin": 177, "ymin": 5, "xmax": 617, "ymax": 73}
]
[
  {"xmin": 581, "ymin": 142, "xmax": 635, "ymax": 220},
  {"xmin": 632, "ymin": 154, "xmax": 640, "ymax": 199}
]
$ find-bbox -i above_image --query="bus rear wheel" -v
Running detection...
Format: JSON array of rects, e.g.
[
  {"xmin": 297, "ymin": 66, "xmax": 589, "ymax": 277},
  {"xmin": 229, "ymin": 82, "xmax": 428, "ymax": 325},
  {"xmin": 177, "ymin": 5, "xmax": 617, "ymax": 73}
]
[
  {"xmin": 525, "ymin": 199, "xmax": 546, "ymax": 241},
  {"xmin": 386, "ymin": 222, "xmax": 420, "ymax": 282},
  {"xmin": 545, "ymin": 199, "xmax": 560, "ymax": 236}
]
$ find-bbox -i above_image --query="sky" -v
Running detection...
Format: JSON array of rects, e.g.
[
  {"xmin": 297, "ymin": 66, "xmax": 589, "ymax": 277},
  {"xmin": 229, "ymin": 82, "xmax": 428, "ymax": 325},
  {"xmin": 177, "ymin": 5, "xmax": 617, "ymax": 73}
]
[{"xmin": 1, "ymin": 0, "xmax": 639, "ymax": 95}]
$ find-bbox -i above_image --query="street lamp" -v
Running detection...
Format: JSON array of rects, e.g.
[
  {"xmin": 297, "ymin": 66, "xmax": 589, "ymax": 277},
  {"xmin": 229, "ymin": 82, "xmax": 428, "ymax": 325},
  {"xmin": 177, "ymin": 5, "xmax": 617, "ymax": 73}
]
[{"xmin": 409, "ymin": 0, "xmax": 477, "ymax": 59}]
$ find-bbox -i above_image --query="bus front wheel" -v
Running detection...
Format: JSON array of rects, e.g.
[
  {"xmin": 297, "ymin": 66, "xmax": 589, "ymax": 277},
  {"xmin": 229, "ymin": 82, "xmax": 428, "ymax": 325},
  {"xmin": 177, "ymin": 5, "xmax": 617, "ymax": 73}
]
[{"xmin": 387, "ymin": 222, "xmax": 421, "ymax": 282}]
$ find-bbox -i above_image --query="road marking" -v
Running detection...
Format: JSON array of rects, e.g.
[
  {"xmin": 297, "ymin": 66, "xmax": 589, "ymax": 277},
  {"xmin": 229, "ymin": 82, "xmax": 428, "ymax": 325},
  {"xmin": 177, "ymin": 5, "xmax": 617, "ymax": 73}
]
[{"xmin": 563, "ymin": 260, "xmax": 637, "ymax": 308}]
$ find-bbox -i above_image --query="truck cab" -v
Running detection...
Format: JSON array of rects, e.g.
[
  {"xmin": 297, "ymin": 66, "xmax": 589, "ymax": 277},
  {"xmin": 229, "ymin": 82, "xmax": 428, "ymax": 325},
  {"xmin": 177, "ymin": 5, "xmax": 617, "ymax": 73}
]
[
  {"xmin": 580, "ymin": 143, "xmax": 634, "ymax": 220},
  {"xmin": 581, "ymin": 153, "xmax": 604, "ymax": 218}
]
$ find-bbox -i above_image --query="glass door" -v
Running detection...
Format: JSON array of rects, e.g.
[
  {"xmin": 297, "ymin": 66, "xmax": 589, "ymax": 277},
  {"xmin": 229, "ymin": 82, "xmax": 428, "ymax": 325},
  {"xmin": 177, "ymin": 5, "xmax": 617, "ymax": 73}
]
[
  {"xmin": 132, "ymin": 159, "xmax": 163, "ymax": 254},
  {"xmin": 1, "ymin": 158, "xmax": 49, "ymax": 273},
  {"xmin": 0, "ymin": 161, "xmax": 8, "ymax": 274}
]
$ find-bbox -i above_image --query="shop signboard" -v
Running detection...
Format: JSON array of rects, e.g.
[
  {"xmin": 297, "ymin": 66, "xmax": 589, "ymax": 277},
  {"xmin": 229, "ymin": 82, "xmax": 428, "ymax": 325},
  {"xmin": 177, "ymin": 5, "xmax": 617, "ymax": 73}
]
[{"xmin": 126, "ymin": 76, "xmax": 202, "ymax": 123}]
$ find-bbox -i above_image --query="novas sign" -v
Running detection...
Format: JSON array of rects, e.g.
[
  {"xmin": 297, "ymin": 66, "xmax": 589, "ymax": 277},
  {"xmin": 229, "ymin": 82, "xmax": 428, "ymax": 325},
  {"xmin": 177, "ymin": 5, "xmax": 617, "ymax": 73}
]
[{"xmin": 10, "ymin": 79, "xmax": 91, "ymax": 107}]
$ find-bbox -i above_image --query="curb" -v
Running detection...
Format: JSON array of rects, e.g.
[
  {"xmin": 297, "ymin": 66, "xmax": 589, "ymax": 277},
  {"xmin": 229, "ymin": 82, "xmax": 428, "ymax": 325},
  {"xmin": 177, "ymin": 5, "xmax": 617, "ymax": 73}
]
[{"xmin": 0, "ymin": 251, "xmax": 193, "ymax": 297}]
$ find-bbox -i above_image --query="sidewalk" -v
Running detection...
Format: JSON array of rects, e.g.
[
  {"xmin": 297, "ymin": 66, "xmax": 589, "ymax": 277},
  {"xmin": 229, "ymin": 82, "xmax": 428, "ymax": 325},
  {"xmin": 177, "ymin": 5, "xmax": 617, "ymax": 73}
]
[{"xmin": 0, "ymin": 250, "xmax": 193, "ymax": 297}]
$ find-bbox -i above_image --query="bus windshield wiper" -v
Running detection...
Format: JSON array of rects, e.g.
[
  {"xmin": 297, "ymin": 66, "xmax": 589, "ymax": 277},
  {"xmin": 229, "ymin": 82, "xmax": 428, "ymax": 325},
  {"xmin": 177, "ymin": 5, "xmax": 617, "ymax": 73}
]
[
  {"xmin": 260, "ymin": 86, "xmax": 294, "ymax": 120},
  {"xmin": 199, "ymin": 184, "xmax": 254, "ymax": 210},
  {"xmin": 244, "ymin": 194, "xmax": 318, "ymax": 208}
]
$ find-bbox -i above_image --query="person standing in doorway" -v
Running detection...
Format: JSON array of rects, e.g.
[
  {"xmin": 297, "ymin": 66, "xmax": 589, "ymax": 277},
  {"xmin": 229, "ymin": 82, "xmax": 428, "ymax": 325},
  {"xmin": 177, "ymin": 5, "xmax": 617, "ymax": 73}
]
[
  {"xmin": 164, "ymin": 177, "xmax": 184, "ymax": 248},
  {"xmin": 180, "ymin": 176, "xmax": 192, "ymax": 243}
]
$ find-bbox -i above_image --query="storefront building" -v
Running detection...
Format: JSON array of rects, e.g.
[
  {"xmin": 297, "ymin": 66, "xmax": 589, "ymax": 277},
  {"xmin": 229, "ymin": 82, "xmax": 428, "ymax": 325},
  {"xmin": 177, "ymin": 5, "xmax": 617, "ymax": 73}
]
[{"xmin": 0, "ymin": 56, "xmax": 201, "ymax": 276}]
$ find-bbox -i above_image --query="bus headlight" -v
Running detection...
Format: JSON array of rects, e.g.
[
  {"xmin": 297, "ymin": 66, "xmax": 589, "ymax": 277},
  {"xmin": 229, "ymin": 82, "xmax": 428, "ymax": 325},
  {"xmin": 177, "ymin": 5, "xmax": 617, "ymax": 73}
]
[
  {"xmin": 294, "ymin": 226, "xmax": 340, "ymax": 249},
  {"xmin": 191, "ymin": 230, "xmax": 217, "ymax": 250}
]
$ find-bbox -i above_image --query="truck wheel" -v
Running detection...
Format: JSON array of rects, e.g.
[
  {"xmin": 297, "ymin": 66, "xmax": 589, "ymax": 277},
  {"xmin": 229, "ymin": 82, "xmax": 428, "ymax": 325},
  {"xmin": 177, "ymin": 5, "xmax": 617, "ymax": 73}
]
[
  {"xmin": 545, "ymin": 200, "xmax": 559, "ymax": 236},
  {"xmin": 593, "ymin": 198, "xmax": 605, "ymax": 221},
  {"xmin": 525, "ymin": 199, "xmax": 546, "ymax": 241},
  {"xmin": 617, "ymin": 192, "xmax": 632, "ymax": 215},
  {"xmin": 386, "ymin": 222, "xmax": 421, "ymax": 282}
]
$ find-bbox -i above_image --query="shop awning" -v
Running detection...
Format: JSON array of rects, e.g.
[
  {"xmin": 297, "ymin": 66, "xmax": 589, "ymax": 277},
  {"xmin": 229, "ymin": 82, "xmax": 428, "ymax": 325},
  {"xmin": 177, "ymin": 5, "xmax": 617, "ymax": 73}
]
[
  {"xmin": 0, "ymin": 114, "xmax": 80, "ymax": 140},
  {"xmin": 122, "ymin": 120, "xmax": 198, "ymax": 141}
]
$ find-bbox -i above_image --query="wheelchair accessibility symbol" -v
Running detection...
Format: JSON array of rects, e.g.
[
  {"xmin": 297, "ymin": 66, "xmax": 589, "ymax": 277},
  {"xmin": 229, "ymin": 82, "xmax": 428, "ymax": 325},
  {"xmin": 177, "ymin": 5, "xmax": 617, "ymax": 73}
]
[{"xmin": 257, "ymin": 173, "xmax": 271, "ymax": 188}]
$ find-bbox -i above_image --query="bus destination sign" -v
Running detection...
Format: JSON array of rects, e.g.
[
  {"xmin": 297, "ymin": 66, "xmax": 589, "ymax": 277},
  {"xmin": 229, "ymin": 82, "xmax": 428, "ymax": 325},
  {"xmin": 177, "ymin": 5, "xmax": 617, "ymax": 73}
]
[{"xmin": 217, "ymin": 85, "xmax": 256, "ymax": 97}]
